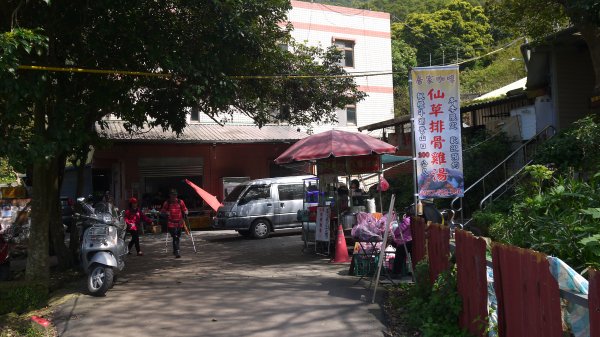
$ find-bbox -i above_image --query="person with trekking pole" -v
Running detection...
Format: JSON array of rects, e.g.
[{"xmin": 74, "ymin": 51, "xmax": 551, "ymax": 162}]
[{"xmin": 161, "ymin": 189, "xmax": 188, "ymax": 258}]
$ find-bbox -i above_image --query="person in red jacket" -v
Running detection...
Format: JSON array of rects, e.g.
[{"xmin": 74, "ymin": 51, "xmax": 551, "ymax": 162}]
[
  {"xmin": 125, "ymin": 197, "xmax": 153, "ymax": 256},
  {"xmin": 161, "ymin": 189, "xmax": 188, "ymax": 258}
]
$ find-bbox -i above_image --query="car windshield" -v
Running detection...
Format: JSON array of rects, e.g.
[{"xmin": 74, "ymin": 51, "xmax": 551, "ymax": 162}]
[{"xmin": 224, "ymin": 184, "xmax": 248, "ymax": 202}]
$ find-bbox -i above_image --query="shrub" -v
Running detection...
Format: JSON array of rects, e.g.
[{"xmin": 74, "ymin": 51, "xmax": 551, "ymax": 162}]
[
  {"xmin": 535, "ymin": 115, "xmax": 600, "ymax": 173},
  {"xmin": 405, "ymin": 261, "xmax": 472, "ymax": 337},
  {"xmin": 488, "ymin": 169, "xmax": 600, "ymax": 272},
  {"xmin": 470, "ymin": 210, "xmax": 504, "ymax": 238}
]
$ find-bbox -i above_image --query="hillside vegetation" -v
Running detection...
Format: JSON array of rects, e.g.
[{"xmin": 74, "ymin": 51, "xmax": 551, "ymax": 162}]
[{"xmin": 315, "ymin": 0, "xmax": 525, "ymax": 114}]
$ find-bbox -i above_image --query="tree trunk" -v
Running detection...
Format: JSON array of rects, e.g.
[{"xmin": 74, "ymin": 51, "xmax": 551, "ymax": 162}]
[
  {"xmin": 50, "ymin": 155, "xmax": 73, "ymax": 270},
  {"xmin": 578, "ymin": 24, "xmax": 600, "ymax": 105},
  {"xmin": 26, "ymin": 160, "xmax": 51, "ymax": 284}
]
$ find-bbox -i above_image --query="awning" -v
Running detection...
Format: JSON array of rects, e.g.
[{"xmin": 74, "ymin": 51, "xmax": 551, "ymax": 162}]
[{"xmin": 381, "ymin": 154, "xmax": 411, "ymax": 164}]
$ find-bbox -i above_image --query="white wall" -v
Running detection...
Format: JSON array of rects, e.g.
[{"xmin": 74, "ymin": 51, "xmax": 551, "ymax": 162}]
[
  {"xmin": 288, "ymin": 1, "xmax": 394, "ymax": 133},
  {"xmin": 192, "ymin": 1, "xmax": 395, "ymax": 134}
]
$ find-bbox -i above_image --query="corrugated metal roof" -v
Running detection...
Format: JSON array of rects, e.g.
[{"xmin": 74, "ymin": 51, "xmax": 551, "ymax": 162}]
[{"xmin": 96, "ymin": 121, "xmax": 309, "ymax": 143}]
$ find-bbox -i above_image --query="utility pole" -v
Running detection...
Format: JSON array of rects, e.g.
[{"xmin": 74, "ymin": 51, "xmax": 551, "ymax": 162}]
[
  {"xmin": 456, "ymin": 48, "xmax": 459, "ymax": 64},
  {"xmin": 429, "ymin": 53, "xmax": 432, "ymax": 66},
  {"xmin": 442, "ymin": 49, "xmax": 445, "ymax": 66}
]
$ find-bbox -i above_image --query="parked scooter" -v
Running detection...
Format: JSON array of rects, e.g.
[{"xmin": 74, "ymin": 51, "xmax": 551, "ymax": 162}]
[{"xmin": 74, "ymin": 197, "xmax": 127, "ymax": 296}]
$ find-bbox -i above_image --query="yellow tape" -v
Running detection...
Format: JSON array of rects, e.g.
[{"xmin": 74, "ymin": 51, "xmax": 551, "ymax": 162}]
[
  {"xmin": 17, "ymin": 65, "xmax": 171, "ymax": 78},
  {"xmin": 17, "ymin": 64, "xmax": 393, "ymax": 79}
]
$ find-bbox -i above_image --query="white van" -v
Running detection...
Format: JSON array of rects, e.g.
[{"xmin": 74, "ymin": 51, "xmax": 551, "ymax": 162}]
[{"xmin": 212, "ymin": 175, "xmax": 314, "ymax": 239}]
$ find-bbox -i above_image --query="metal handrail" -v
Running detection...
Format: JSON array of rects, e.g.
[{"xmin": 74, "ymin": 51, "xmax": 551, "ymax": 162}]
[
  {"xmin": 450, "ymin": 125, "xmax": 556, "ymax": 213},
  {"xmin": 479, "ymin": 158, "xmax": 533, "ymax": 209}
]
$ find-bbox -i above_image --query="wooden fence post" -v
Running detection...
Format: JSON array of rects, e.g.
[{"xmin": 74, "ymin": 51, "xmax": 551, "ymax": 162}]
[
  {"xmin": 590, "ymin": 269, "xmax": 600, "ymax": 337},
  {"xmin": 410, "ymin": 216, "xmax": 427, "ymax": 269},
  {"xmin": 455, "ymin": 229, "xmax": 488, "ymax": 337},
  {"xmin": 492, "ymin": 244, "xmax": 562, "ymax": 337},
  {"xmin": 427, "ymin": 223, "xmax": 450, "ymax": 284}
]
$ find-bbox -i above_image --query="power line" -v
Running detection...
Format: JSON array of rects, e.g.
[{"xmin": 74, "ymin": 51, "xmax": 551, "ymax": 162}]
[{"xmin": 16, "ymin": 37, "xmax": 524, "ymax": 79}]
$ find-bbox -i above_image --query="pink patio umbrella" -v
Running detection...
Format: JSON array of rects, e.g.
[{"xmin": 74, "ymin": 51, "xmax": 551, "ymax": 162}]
[
  {"xmin": 184, "ymin": 179, "xmax": 222, "ymax": 212},
  {"xmin": 274, "ymin": 129, "xmax": 397, "ymax": 164}
]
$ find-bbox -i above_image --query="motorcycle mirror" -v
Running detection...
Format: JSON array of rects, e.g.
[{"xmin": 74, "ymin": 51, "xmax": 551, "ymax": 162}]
[{"xmin": 77, "ymin": 197, "xmax": 86, "ymax": 203}]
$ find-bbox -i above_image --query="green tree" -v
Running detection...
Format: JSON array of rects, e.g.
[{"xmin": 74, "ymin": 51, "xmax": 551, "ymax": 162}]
[
  {"xmin": 390, "ymin": 35, "xmax": 417, "ymax": 115},
  {"xmin": 487, "ymin": 0, "xmax": 600, "ymax": 98},
  {"xmin": 398, "ymin": 0, "xmax": 493, "ymax": 67},
  {"xmin": 337, "ymin": 0, "xmax": 485, "ymax": 22},
  {"xmin": 0, "ymin": 1, "xmax": 363, "ymax": 285},
  {"xmin": 0, "ymin": 157, "xmax": 17, "ymax": 184},
  {"xmin": 460, "ymin": 42, "xmax": 527, "ymax": 96}
]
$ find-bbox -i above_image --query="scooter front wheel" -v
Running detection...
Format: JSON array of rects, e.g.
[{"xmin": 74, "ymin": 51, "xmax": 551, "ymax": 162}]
[{"xmin": 87, "ymin": 263, "xmax": 114, "ymax": 296}]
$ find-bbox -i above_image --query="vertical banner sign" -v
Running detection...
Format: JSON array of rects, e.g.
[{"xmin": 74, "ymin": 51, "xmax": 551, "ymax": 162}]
[
  {"xmin": 315, "ymin": 206, "xmax": 331, "ymax": 242},
  {"xmin": 411, "ymin": 66, "xmax": 464, "ymax": 198}
]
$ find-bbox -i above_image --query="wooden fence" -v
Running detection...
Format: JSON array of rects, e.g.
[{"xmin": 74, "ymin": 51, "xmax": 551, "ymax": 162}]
[
  {"xmin": 427, "ymin": 224, "xmax": 450, "ymax": 284},
  {"xmin": 492, "ymin": 243, "xmax": 562, "ymax": 337},
  {"xmin": 409, "ymin": 220, "xmax": 600, "ymax": 337},
  {"xmin": 455, "ymin": 230, "xmax": 488, "ymax": 337},
  {"xmin": 590, "ymin": 269, "xmax": 600, "ymax": 336},
  {"xmin": 410, "ymin": 216, "xmax": 427, "ymax": 270}
]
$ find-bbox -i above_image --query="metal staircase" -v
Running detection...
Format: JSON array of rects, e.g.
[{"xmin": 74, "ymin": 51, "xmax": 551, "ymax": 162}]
[{"xmin": 450, "ymin": 125, "xmax": 556, "ymax": 227}]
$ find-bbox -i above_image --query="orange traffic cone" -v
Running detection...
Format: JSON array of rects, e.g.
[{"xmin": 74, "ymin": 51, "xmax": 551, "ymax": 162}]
[{"xmin": 331, "ymin": 224, "xmax": 351, "ymax": 263}]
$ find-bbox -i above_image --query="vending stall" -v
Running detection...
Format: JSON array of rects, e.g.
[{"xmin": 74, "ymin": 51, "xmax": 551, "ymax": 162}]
[{"xmin": 274, "ymin": 130, "xmax": 398, "ymax": 256}]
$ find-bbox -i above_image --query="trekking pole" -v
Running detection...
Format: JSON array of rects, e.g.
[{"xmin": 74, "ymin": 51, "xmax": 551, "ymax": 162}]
[
  {"xmin": 164, "ymin": 230, "xmax": 169, "ymax": 253},
  {"xmin": 183, "ymin": 214, "xmax": 197, "ymax": 253}
]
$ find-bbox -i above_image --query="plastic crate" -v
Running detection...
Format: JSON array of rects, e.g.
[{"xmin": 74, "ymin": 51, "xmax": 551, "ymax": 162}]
[{"xmin": 353, "ymin": 255, "xmax": 379, "ymax": 277}]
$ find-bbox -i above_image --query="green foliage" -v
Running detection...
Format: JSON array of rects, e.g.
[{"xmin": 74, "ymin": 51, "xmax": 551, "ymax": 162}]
[
  {"xmin": 320, "ymin": 0, "xmax": 484, "ymax": 22},
  {"xmin": 524, "ymin": 164, "xmax": 553, "ymax": 195},
  {"xmin": 1, "ymin": 2, "xmax": 364, "ymax": 167},
  {"xmin": 398, "ymin": 0, "xmax": 493, "ymax": 67},
  {"xmin": 488, "ymin": 169, "xmax": 600, "ymax": 271},
  {"xmin": 1, "ymin": 1, "xmax": 364, "ymax": 282},
  {"xmin": 0, "ymin": 158, "xmax": 17, "ymax": 184},
  {"xmin": 485, "ymin": 0, "xmax": 569, "ymax": 40},
  {"xmin": 471, "ymin": 209, "xmax": 504, "ymax": 237},
  {"xmin": 405, "ymin": 262, "xmax": 471, "ymax": 337},
  {"xmin": 0, "ymin": 282, "xmax": 48, "ymax": 315},
  {"xmin": 390, "ymin": 36, "xmax": 417, "ymax": 115},
  {"xmin": 535, "ymin": 115, "xmax": 600, "ymax": 173},
  {"xmin": 460, "ymin": 43, "xmax": 526, "ymax": 96}
]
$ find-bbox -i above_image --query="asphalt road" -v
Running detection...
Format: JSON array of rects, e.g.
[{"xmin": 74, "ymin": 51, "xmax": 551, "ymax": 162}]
[{"xmin": 52, "ymin": 229, "xmax": 389, "ymax": 337}]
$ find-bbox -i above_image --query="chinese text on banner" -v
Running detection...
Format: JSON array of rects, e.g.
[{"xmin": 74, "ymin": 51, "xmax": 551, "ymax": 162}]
[{"xmin": 411, "ymin": 66, "xmax": 464, "ymax": 198}]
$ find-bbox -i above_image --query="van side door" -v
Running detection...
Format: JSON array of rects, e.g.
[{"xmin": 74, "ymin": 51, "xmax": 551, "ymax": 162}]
[
  {"xmin": 237, "ymin": 184, "xmax": 274, "ymax": 221},
  {"xmin": 273, "ymin": 183, "xmax": 304, "ymax": 228}
]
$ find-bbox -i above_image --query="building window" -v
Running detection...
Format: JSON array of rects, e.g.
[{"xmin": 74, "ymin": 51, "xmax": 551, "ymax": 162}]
[
  {"xmin": 346, "ymin": 106, "xmax": 357, "ymax": 126},
  {"xmin": 190, "ymin": 107, "xmax": 200, "ymax": 122},
  {"xmin": 334, "ymin": 39, "xmax": 354, "ymax": 68}
]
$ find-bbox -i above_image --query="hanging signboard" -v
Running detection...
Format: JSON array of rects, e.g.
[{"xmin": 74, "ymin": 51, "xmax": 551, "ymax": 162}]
[
  {"xmin": 317, "ymin": 154, "xmax": 380, "ymax": 175},
  {"xmin": 315, "ymin": 206, "xmax": 331, "ymax": 242},
  {"xmin": 411, "ymin": 66, "xmax": 464, "ymax": 198}
]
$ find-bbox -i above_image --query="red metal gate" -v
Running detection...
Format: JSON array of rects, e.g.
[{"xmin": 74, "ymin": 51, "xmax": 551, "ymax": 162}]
[
  {"xmin": 455, "ymin": 229, "xmax": 488, "ymax": 337},
  {"xmin": 492, "ymin": 243, "xmax": 562, "ymax": 337}
]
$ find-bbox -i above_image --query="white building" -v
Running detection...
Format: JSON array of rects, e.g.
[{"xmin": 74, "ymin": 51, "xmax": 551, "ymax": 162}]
[{"xmin": 193, "ymin": 0, "xmax": 395, "ymax": 134}]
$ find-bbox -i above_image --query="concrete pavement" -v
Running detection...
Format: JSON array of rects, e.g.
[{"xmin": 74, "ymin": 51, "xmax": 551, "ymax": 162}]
[{"xmin": 52, "ymin": 229, "xmax": 389, "ymax": 337}]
